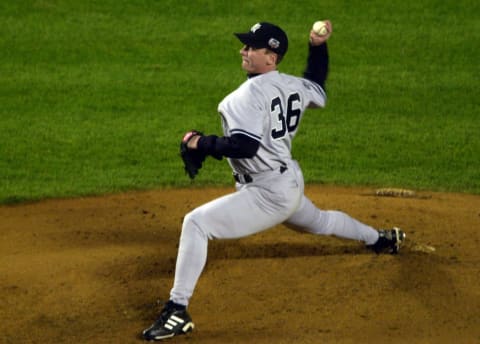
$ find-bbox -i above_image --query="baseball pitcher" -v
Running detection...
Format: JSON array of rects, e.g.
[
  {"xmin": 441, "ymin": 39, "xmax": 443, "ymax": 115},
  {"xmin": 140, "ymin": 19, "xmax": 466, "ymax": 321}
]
[{"xmin": 143, "ymin": 20, "xmax": 405, "ymax": 341}]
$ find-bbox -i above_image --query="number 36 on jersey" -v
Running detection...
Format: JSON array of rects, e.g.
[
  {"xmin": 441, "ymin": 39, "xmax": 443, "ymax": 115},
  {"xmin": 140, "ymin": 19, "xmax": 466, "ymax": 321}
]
[{"xmin": 270, "ymin": 93, "xmax": 302, "ymax": 139}]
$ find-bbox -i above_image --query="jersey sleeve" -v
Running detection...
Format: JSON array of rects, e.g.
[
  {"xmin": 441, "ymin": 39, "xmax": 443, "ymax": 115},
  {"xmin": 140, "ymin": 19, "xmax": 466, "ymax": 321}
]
[{"xmin": 300, "ymin": 77, "xmax": 327, "ymax": 109}]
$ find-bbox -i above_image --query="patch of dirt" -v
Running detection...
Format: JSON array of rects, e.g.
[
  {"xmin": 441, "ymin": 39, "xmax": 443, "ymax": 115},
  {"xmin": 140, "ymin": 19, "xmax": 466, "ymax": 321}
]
[{"xmin": 1, "ymin": 185, "xmax": 479, "ymax": 343}]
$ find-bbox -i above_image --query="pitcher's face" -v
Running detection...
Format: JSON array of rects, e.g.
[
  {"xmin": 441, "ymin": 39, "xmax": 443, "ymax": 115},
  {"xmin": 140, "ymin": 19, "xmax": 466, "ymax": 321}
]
[{"xmin": 239, "ymin": 45, "xmax": 277, "ymax": 74}]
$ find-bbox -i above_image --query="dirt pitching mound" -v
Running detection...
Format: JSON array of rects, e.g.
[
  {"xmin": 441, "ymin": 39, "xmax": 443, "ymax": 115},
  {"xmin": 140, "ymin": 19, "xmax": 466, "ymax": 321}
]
[{"xmin": 1, "ymin": 185, "xmax": 479, "ymax": 343}]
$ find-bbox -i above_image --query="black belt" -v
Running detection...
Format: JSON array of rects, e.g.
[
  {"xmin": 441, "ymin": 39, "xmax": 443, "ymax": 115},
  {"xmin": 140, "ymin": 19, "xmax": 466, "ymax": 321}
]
[
  {"xmin": 233, "ymin": 165, "xmax": 288, "ymax": 184},
  {"xmin": 233, "ymin": 173, "xmax": 253, "ymax": 184}
]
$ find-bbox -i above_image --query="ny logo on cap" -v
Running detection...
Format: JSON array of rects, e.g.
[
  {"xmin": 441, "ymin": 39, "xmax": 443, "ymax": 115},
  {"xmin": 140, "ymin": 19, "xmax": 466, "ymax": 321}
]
[{"xmin": 250, "ymin": 23, "xmax": 261, "ymax": 33}]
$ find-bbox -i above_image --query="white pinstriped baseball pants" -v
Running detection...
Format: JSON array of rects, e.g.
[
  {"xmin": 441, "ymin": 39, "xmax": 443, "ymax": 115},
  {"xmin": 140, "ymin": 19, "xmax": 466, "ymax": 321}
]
[{"xmin": 170, "ymin": 160, "xmax": 379, "ymax": 306}]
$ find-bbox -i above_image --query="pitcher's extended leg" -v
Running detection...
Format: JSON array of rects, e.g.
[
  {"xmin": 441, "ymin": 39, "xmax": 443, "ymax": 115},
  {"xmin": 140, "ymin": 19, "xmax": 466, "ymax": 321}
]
[{"xmin": 285, "ymin": 195, "xmax": 379, "ymax": 245}]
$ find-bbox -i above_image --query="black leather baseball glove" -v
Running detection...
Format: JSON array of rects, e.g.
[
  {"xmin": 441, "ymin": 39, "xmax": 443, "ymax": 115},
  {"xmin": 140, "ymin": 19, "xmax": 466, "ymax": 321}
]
[{"xmin": 180, "ymin": 130, "xmax": 206, "ymax": 179}]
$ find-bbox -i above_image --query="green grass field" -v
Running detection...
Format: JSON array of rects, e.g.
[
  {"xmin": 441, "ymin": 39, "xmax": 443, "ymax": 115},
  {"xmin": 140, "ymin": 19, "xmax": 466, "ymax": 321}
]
[{"xmin": 1, "ymin": 0, "xmax": 479, "ymax": 203}]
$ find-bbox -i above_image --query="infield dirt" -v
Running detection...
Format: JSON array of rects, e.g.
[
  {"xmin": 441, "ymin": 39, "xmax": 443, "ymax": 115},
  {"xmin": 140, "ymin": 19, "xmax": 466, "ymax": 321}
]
[{"xmin": 1, "ymin": 185, "xmax": 479, "ymax": 343}]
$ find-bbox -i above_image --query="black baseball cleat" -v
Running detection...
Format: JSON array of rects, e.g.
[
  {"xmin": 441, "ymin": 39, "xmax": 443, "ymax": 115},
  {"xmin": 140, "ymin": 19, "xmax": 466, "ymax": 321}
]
[
  {"xmin": 142, "ymin": 300, "xmax": 194, "ymax": 341},
  {"xmin": 367, "ymin": 227, "xmax": 406, "ymax": 254}
]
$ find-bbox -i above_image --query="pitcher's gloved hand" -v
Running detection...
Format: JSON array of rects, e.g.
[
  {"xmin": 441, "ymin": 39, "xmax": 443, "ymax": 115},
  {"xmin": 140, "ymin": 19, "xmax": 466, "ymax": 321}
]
[{"xmin": 180, "ymin": 130, "xmax": 205, "ymax": 179}]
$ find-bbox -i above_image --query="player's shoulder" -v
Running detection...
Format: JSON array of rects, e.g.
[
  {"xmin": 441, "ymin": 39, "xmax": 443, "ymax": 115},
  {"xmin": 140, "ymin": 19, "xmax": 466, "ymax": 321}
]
[
  {"xmin": 245, "ymin": 71, "xmax": 287, "ymax": 91},
  {"xmin": 242, "ymin": 71, "xmax": 320, "ymax": 95},
  {"xmin": 238, "ymin": 73, "xmax": 273, "ymax": 95},
  {"xmin": 264, "ymin": 71, "xmax": 309, "ymax": 86},
  {"xmin": 281, "ymin": 72, "xmax": 326, "ymax": 98}
]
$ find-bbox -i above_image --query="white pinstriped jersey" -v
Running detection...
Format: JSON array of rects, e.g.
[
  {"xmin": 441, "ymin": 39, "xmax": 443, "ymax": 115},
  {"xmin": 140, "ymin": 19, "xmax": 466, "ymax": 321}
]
[{"xmin": 218, "ymin": 70, "xmax": 326, "ymax": 174}]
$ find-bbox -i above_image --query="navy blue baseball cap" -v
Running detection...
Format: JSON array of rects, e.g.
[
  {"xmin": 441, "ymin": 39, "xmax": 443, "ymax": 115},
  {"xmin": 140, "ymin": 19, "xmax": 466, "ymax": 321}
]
[{"xmin": 234, "ymin": 22, "xmax": 288, "ymax": 57}]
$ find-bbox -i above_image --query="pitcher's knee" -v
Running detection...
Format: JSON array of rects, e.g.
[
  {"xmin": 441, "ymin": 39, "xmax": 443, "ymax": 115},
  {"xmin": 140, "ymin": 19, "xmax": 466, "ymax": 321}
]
[{"xmin": 181, "ymin": 209, "xmax": 209, "ymax": 241}]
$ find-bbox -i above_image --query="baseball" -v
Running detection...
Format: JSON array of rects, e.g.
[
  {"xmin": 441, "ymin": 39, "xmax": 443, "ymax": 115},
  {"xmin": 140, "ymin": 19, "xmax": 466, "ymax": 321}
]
[{"xmin": 312, "ymin": 21, "xmax": 328, "ymax": 36}]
